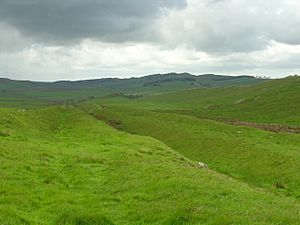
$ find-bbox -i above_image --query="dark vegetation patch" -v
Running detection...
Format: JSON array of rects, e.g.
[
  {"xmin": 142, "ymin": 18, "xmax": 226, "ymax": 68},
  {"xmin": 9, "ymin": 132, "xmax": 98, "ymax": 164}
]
[
  {"xmin": 274, "ymin": 182, "xmax": 287, "ymax": 189},
  {"xmin": 102, "ymin": 92, "xmax": 143, "ymax": 99},
  {"xmin": 144, "ymin": 77, "xmax": 196, "ymax": 87},
  {"xmin": 57, "ymin": 214, "xmax": 115, "ymax": 225},
  {"xmin": 168, "ymin": 215, "xmax": 191, "ymax": 225},
  {"xmin": 88, "ymin": 110, "xmax": 123, "ymax": 130},
  {"xmin": 76, "ymin": 155, "xmax": 107, "ymax": 164}
]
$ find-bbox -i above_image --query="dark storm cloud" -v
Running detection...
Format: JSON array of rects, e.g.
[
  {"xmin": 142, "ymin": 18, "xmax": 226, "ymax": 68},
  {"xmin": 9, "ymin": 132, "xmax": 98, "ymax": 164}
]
[{"xmin": 0, "ymin": 0, "xmax": 187, "ymax": 43}]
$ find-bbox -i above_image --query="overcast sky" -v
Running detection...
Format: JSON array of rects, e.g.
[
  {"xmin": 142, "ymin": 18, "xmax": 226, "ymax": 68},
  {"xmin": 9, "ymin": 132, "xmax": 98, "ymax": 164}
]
[{"xmin": 0, "ymin": 0, "xmax": 300, "ymax": 81}]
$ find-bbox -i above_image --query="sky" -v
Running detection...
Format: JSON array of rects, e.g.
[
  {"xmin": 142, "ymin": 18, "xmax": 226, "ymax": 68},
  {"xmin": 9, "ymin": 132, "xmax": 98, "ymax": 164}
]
[{"xmin": 0, "ymin": 0, "xmax": 300, "ymax": 81}]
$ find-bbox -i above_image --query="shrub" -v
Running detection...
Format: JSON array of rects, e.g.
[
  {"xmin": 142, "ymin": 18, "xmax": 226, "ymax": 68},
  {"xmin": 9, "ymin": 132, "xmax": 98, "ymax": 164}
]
[
  {"xmin": 274, "ymin": 182, "xmax": 286, "ymax": 189},
  {"xmin": 56, "ymin": 213, "xmax": 115, "ymax": 225}
]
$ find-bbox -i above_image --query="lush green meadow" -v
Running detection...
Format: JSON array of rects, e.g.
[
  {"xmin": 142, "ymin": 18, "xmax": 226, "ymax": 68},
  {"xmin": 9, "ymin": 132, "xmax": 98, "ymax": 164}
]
[
  {"xmin": 96, "ymin": 76, "xmax": 300, "ymax": 126},
  {"xmin": 82, "ymin": 76, "xmax": 300, "ymax": 197},
  {"xmin": 3, "ymin": 107, "xmax": 300, "ymax": 224},
  {"xmin": 82, "ymin": 103, "xmax": 300, "ymax": 196},
  {"xmin": 0, "ymin": 74, "xmax": 264, "ymax": 108},
  {"xmin": 1, "ymin": 75, "xmax": 300, "ymax": 224}
]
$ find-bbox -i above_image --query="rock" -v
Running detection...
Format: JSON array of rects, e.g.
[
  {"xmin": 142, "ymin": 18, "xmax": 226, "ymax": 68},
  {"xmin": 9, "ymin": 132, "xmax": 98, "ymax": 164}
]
[{"xmin": 197, "ymin": 162, "xmax": 208, "ymax": 169}]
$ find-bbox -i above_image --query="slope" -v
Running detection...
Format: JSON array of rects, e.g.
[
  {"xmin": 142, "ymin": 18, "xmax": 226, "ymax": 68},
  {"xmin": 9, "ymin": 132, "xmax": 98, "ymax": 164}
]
[
  {"xmin": 0, "ymin": 73, "xmax": 264, "ymax": 108},
  {"xmin": 98, "ymin": 76, "xmax": 300, "ymax": 126},
  {"xmin": 79, "ymin": 101, "xmax": 300, "ymax": 198},
  {"xmin": 1, "ymin": 106, "xmax": 300, "ymax": 224}
]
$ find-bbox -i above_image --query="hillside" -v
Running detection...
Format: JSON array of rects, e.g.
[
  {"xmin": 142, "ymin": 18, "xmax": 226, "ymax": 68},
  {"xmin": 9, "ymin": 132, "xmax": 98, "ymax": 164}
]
[
  {"xmin": 0, "ymin": 73, "xmax": 264, "ymax": 108},
  {"xmin": 1, "ymin": 75, "xmax": 299, "ymax": 224},
  {"xmin": 2, "ymin": 106, "xmax": 300, "ymax": 224},
  {"xmin": 79, "ymin": 102, "xmax": 300, "ymax": 197},
  {"xmin": 97, "ymin": 76, "xmax": 300, "ymax": 126},
  {"xmin": 1, "ymin": 1, "xmax": 300, "ymax": 224},
  {"xmin": 78, "ymin": 75, "xmax": 300, "ymax": 200}
]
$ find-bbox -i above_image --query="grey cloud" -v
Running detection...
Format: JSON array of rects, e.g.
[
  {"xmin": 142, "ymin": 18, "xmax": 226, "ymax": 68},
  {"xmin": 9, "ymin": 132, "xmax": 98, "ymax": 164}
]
[
  {"xmin": 0, "ymin": 0, "xmax": 186, "ymax": 44},
  {"xmin": 161, "ymin": 0, "xmax": 300, "ymax": 53},
  {"xmin": 0, "ymin": 22, "xmax": 33, "ymax": 52},
  {"xmin": 0, "ymin": 0, "xmax": 299, "ymax": 81},
  {"xmin": 1, "ymin": 0, "xmax": 300, "ymax": 54}
]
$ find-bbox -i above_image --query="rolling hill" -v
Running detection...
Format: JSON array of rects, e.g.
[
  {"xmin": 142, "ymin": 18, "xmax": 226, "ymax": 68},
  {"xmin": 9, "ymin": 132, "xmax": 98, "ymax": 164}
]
[
  {"xmin": 1, "ymin": 74, "xmax": 300, "ymax": 224},
  {"xmin": 96, "ymin": 76, "xmax": 300, "ymax": 126},
  {"xmin": 1, "ymin": 106, "xmax": 300, "ymax": 224},
  {"xmin": 0, "ymin": 73, "xmax": 264, "ymax": 108},
  {"xmin": 78, "ymin": 75, "xmax": 300, "ymax": 199}
]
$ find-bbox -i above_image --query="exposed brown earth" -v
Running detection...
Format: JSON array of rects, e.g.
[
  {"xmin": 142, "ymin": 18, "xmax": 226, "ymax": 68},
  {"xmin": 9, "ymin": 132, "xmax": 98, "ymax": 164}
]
[
  {"xmin": 152, "ymin": 109, "xmax": 300, "ymax": 134},
  {"xmin": 224, "ymin": 120, "xmax": 300, "ymax": 134}
]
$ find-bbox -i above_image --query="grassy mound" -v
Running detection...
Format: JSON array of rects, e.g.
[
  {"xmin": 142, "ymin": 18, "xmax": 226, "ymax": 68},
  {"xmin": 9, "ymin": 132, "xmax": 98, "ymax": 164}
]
[{"xmin": 81, "ymin": 102, "xmax": 300, "ymax": 198}]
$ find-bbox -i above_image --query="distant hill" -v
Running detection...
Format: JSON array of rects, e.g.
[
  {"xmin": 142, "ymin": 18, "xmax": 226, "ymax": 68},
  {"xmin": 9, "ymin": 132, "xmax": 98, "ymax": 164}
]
[
  {"xmin": 0, "ymin": 73, "xmax": 267, "ymax": 108},
  {"xmin": 0, "ymin": 73, "xmax": 264, "ymax": 90},
  {"xmin": 0, "ymin": 73, "xmax": 266, "ymax": 108},
  {"xmin": 99, "ymin": 75, "xmax": 299, "ymax": 126}
]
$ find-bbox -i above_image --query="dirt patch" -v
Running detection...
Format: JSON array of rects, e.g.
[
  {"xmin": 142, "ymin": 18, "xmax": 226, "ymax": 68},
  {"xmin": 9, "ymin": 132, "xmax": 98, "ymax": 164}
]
[
  {"xmin": 89, "ymin": 112, "xmax": 105, "ymax": 121},
  {"xmin": 107, "ymin": 119, "xmax": 122, "ymax": 129},
  {"xmin": 88, "ymin": 112, "xmax": 122, "ymax": 130},
  {"xmin": 225, "ymin": 120, "xmax": 300, "ymax": 134}
]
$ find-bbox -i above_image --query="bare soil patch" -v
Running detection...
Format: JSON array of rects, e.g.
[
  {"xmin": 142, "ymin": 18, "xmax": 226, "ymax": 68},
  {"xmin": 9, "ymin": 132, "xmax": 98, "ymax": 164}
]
[{"xmin": 225, "ymin": 120, "xmax": 300, "ymax": 134}]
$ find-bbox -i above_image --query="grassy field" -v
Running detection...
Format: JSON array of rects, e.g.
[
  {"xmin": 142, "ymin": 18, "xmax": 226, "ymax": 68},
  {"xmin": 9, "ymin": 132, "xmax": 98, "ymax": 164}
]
[
  {"xmin": 2, "ymin": 106, "xmax": 300, "ymax": 225},
  {"xmin": 79, "ymin": 102, "xmax": 300, "ymax": 197},
  {"xmin": 0, "ymin": 74, "xmax": 265, "ymax": 109},
  {"xmin": 1, "ymin": 75, "xmax": 300, "ymax": 224},
  {"xmin": 77, "ymin": 76, "xmax": 300, "ymax": 199},
  {"xmin": 96, "ymin": 76, "xmax": 300, "ymax": 126}
]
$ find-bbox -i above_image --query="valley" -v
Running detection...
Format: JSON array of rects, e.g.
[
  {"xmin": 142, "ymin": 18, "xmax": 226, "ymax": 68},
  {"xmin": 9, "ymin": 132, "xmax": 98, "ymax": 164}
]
[{"xmin": 1, "ymin": 74, "xmax": 300, "ymax": 224}]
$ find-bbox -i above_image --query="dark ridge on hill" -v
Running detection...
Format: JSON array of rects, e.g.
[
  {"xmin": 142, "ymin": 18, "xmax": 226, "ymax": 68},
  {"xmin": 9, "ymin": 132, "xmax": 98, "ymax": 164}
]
[{"xmin": 0, "ymin": 73, "xmax": 264, "ymax": 90}]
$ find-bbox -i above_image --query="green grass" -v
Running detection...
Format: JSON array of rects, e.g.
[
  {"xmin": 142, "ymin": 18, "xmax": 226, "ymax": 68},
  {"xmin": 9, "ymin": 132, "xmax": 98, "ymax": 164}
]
[
  {"xmin": 0, "ymin": 73, "xmax": 265, "ymax": 109},
  {"xmin": 1, "ymin": 75, "xmax": 300, "ymax": 224},
  {"xmin": 80, "ymin": 102, "xmax": 300, "ymax": 199},
  {"xmin": 2, "ymin": 106, "xmax": 300, "ymax": 224},
  {"xmin": 0, "ymin": 98, "xmax": 51, "ymax": 109},
  {"xmin": 97, "ymin": 76, "xmax": 300, "ymax": 126}
]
